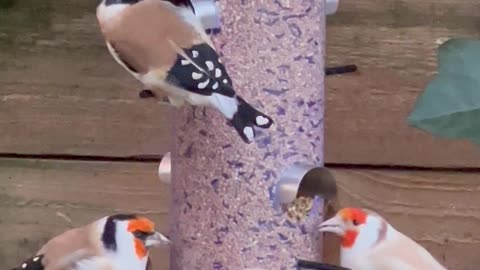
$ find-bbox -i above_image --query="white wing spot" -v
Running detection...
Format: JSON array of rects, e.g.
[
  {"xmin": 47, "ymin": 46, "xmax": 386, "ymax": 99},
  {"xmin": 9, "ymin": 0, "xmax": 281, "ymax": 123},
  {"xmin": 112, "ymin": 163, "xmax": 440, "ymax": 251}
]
[
  {"xmin": 256, "ymin": 116, "xmax": 270, "ymax": 126},
  {"xmin": 212, "ymin": 82, "xmax": 219, "ymax": 90},
  {"xmin": 32, "ymin": 257, "xmax": 40, "ymax": 262},
  {"xmin": 215, "ymin": 68, "xmax": 222, "ymax": 78},
  {"xmin": 22, "ymin": 263, "xmax": 27, "ymax": 269},
  {"xmin": 198, "ymin": 79, "xmax": 210, "ymax": 89},
  {"xmin": 243, "ymin": 127, "xmax": 254, "ymax": 142},
  {"xmin": 192, "ymin": 72, "xmax": 203, "ymax": 80},
  {"xmin": 192, "ymin": 50, "xmax": 199, "ymax": 58},
  {"xmin": 206, "ymin": 61, "xmax": 214, "ymax": 71},
  {"xmin": 218, "ymin": 58, "xmax": 222, "ymax": 63},
  {"xmin": 181, "ymin": 60, "xmax": 190, "ymax": 65},
  {"xmin": 223, "ymin": 79, "xmax": 229, "ymax": 84}
]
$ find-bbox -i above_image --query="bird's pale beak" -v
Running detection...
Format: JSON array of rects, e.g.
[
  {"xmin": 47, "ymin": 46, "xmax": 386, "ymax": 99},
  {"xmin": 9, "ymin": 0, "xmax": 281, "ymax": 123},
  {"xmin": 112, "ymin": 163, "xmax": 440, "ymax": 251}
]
[
  {"xmin": 318, "ymin": 216, "xmax": 344, "ymax": 235},
  {"xmin": 145, "ymin": 231, "xmax": 171, "ymax": 247}
]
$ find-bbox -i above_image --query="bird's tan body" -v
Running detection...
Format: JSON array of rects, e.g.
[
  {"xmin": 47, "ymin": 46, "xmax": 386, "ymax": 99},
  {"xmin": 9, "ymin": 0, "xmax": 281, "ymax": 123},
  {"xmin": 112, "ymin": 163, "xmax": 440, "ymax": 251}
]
[
  {"xmin": 342, "ymin": 224, "xmax": 447, "ymax": 270},
  {"xmin": 97, "ymin": 0, "xmax": 199, "ymax": 75},
  {"xmin": 96, "ymin": 0, "xmax": 214, "ymax": 106},
  {"xmin": 95, "ymin": 0, "xmax": 275, "ymax": 143},
  {"xmin": 12, "ymin": 214, "xmax": 165, "ymax": 270},
  {"xmin": 28, "ymin": 221, "xmax": 109, "ymax": 270},
  {"xmin": 319, "ymin": 208, "xmax": 447, "ymax": 270}
]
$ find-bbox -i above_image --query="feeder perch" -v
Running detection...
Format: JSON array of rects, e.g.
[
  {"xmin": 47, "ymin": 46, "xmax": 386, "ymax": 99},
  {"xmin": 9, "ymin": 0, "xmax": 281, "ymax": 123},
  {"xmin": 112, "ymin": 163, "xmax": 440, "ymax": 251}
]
[
  {"xmin": 296, "ymin": 259, "xmax": 351, "ymax": 270},
  {"xmin": 158, "ymin": 152, "xmax": 171, "ymax": 184},
  {"xmin": 325, "ymin": 0, "xmax": 339, "ymax": 16}
]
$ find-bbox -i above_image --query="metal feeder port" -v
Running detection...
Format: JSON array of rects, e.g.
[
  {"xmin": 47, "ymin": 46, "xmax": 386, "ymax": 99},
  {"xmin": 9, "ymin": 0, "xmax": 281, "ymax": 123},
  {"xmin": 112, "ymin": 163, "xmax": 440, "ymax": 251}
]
[
  {"xmin": 158, "ymin": 152, "xmax": 171, "ymax": 184},
  {"xmin": 188, "ymin": 0, "xmax": 222, "ymax": 31},
  {"xmin": 273, "ymin": 164, "xmax": 337, "ymax": 212}
]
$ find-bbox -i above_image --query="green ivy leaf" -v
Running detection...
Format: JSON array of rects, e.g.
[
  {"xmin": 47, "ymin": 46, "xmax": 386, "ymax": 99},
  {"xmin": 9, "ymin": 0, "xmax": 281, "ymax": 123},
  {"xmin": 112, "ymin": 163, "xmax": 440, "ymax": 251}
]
[{"xmin": 407, "ymin": 38, "xmax": 480, "ymax": 144}]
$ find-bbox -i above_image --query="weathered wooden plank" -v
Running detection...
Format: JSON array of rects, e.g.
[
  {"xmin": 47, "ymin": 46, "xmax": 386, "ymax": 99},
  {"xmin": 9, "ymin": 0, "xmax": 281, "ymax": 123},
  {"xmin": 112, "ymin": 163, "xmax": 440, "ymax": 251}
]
[
  {"xmin": 325, "ymin": 0, "xmax": 480, "ymax": 167},
  {"xmin": 0, "ymin": 0, "xmax": 172, "ymax": 156},
  {"xmin": 322, "ymin": 168, "xmax": 480, "ymax": 270},
  {"xmin": 0, "ymin": 158, "xmax": 170, "ymax": 269}
]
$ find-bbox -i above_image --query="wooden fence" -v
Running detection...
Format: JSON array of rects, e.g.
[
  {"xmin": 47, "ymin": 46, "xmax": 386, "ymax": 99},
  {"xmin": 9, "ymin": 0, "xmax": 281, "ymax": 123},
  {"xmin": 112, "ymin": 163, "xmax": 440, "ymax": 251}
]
[{"xmin": 1, "ymin": 0, "xmax": 479, "ymax": 269}]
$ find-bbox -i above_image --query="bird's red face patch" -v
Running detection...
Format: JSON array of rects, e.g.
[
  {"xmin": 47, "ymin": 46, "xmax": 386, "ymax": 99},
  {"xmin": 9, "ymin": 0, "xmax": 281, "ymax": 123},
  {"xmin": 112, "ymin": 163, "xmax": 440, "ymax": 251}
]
[
  {"xmin": 127, "ymin": 217, "xmax": 155, "ymax": 233},
  {"xmin": 127, "ymin": 217, "xmax": 155, "ymax": 258},
  {"xmin": 341, "ymin": 230, "xmax": 358, "ymax": 248},
  {"xmin": 339, "ymin": 208, "xmax": 367, "ymax": 225},
  {"xmin": 338, "ymin": 208, "xmax": 367, "ymax": 248},
  {"xmin": 134, "ymin": 238, "xmax": 147, "ymax": 258}
]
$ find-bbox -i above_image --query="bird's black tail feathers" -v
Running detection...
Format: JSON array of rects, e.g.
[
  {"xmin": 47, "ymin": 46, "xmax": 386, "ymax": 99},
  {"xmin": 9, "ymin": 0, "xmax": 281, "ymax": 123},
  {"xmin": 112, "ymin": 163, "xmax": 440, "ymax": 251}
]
[
  {"xmin": 230, "ymin": 96, "xmax": 274, "ymax": 144},
  {"xmin": 11, "ymin": 255, "xmax": 44, "ymax": 270}
]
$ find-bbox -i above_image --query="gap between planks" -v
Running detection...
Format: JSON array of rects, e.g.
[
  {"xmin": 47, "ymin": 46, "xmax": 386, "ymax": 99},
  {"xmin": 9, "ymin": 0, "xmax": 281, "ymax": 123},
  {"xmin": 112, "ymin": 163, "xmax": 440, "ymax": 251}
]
[
  {"xmin": 0, "ymin": 153, "xmax": 164, "ymax": 163},
  {"xmin": 326, "ymin": 163, "xmax": 480, "ymax": 173},
  {"xmin": 2, "ymin": 154, "xmax": 479, "ymax": 172}
]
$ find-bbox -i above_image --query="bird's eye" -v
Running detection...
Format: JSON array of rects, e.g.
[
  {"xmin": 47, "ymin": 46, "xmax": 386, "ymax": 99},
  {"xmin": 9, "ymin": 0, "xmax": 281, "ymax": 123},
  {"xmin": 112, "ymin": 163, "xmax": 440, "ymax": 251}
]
[
  {"xmin": 352, "ymin": 219, "xmax": 359, "ymax": 226},
  {"xmin": 133, "ymin": 230, "xmax": 150, "ymax": 239}
]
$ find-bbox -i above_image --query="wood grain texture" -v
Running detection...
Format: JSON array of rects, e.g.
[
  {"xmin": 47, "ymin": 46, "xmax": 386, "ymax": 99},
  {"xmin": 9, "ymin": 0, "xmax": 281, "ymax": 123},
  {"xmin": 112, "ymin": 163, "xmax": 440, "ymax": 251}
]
[
  {"xmin": 325, "ymin": 0, "xmax": 480, "ymax": 167},
  {"xmin": 0, "ymin": 158, "xmax": 170, "ymax": 270},
  {"xmin": 322, "ymin": 168, "xmax": 480, "ymax": 270},
  {"xmin": 0, "ymin": 0, "xmax": 172, "ymax": 156}
]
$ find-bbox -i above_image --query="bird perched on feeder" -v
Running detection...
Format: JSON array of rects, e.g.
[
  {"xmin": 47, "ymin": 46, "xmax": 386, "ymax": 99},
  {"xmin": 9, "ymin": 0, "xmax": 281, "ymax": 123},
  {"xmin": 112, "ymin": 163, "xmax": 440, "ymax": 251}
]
[
  {"xmin": 10, "ymin": 214, "xmax": 170, "ymax": 270},
  {"xmin": 95, "ymin": 0, "xmax": 274, "ymax": 143},
  {"xmin": 318, "ymin": 207, "xmax": 447, "ymax": 270}
]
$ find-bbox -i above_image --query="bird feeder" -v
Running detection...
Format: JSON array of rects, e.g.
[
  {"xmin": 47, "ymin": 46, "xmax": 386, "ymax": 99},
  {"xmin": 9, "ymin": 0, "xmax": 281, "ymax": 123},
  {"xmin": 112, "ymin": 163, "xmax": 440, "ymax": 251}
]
[{"xmin": 169, "ymin": 0, "xmax": 333, "ymax": 269}]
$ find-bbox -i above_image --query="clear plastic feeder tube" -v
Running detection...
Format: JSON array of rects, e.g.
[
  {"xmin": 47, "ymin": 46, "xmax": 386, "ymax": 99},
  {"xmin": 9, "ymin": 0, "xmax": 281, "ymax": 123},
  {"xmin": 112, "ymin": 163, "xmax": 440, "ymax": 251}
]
[{"xmin": 170, "ymin": 0, "xmax": 326, "ymax": 268}]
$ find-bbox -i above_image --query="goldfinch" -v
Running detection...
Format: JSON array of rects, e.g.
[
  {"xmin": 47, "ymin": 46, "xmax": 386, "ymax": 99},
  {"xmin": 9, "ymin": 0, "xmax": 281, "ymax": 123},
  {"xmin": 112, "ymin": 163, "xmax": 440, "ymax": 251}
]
[
  {"xmin": 319, "ymin": 208, "xmax": 447, "ymax": 270},
  {"xmin": 96, "ymin": 0, "xmax": 274, "ymax": 143},
  {"xmin": 11, "ymin": 214, "xmax": 170, "ymax": 270}
]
